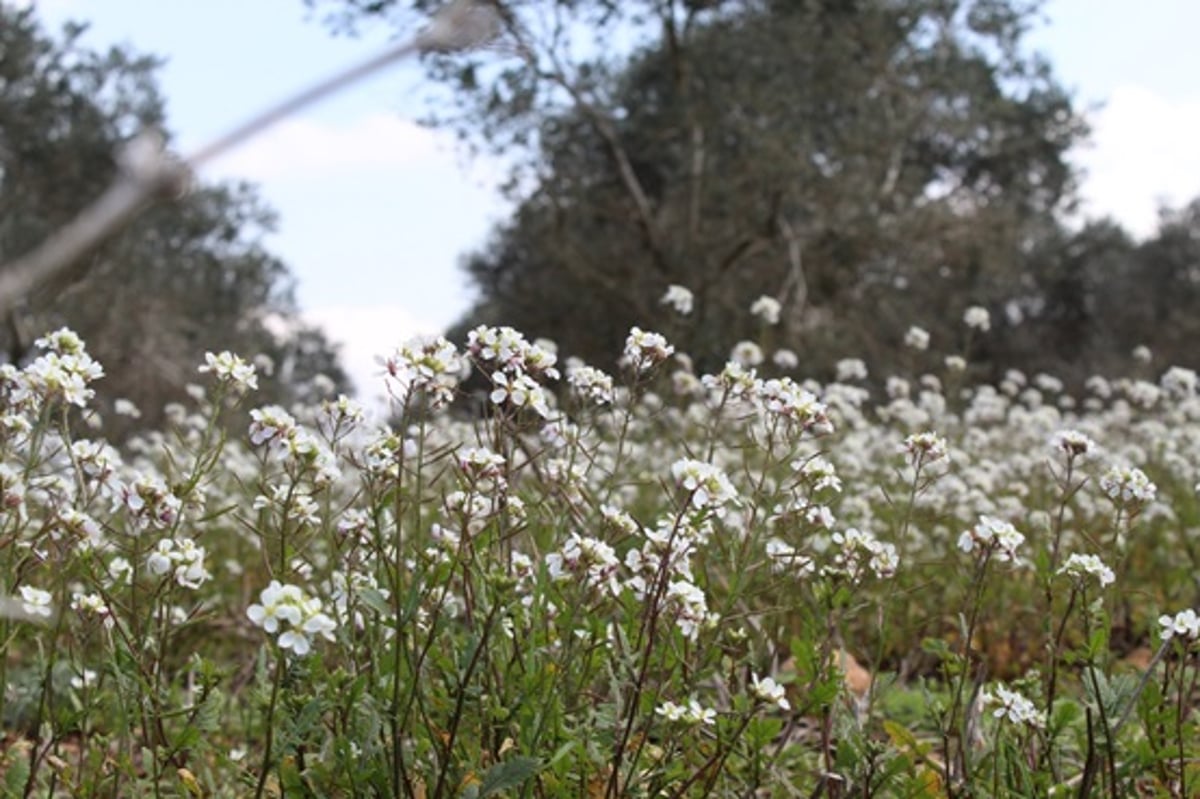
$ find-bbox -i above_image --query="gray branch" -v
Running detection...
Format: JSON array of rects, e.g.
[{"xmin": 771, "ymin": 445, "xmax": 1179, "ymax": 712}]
[{"xmin": 0, "ymin": 0, "xmax": 499, "ymax": 323}]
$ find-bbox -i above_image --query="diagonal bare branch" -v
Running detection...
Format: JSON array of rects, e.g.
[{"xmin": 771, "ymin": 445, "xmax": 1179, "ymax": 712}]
[{"xmin": 0, "ymin": 0, "xmax": 500, "ymax": 323}]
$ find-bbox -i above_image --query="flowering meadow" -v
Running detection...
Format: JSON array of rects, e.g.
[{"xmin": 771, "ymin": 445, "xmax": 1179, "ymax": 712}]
[{"xmin": 4, "ymin": 302, "xmax": 1200, "ymax": 798}]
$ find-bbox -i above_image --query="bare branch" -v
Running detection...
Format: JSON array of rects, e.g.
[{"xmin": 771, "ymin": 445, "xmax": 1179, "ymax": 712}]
[
  {"xmin": 516, "ymin": 24, "xmax": 674, "ymax": 277},
  {"xmin": 0, "ymin": 0, "xmax": 500, "ymax": 322}
]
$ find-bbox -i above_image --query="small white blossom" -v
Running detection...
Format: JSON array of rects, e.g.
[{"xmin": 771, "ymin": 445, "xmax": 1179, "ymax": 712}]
[
  {"xmin": 624, "ymin": 327, "xmax": 674, "ymax": 372},
  {"xmin": 660, "ymin": 284, "xmax": 694, "ymax": 315},
  {"xmin": 671, "ymin": 459, "xmax": 738, "ymax": 511},
  {"xmin": 773, "ymin": 349, "xmax": 799, "ymax": 369},
  {"xmin": 489, "ymin": 371, "xmax": 552, "ymax": 418},
  {"xmin": 730, "ymin": 340, "xmax": 764, "ymax": 368},
  {"xmin": 1051, "ymin": 430, "xmax": 1096, "ymax": 460},
  {"xmin": 1160, "ymin": 609, "xmax": 1200, "ymax": 642},
  {"xmin": 981, "ymin": 684, "xmax": 1045, "ymax": 728},
  {"xmin": 904, "ymin": 326, "xmax": 930, "ymax": 351},
  {"xmin": 198, "ymin": 351, "xmax": 258, "ymax": 394},
  {"xmin": 1162, "ymin": 366, "xmax": 1198, "ymax": 399},
  {"xmin": 113, "ymin": 397, "xmax": 142, "ymax": 418},
  {"xmin": 249, "ymin": 405, "xmax": 297, "ymax": 448},
  {"xmin": 963, "ymin": 306, "xmax": 991, "ymax": 332},
  {"xmin": 1057, "ymin": 553, "xmax": 1115, "ymax": 587},
  {"xmin": 382, "ymin": 335, "xmax": 466, "ymax": 409},
  {"xmin": 750, "ymin": 674, "xmax": 790, "ymax": 711},
  {"xmin": 957, "ymin": 515, "xmax": 1024, "ymax": 562},
  {"xmin": 657, "ymin": 698, "xmax": 717, "ymax": 726},
  {"xmin": 566, "ymin": 363, "xmax": 615, "ymax": 405},
  {"xmin": 247, "ymin": 580, "xmax": 337, "ymax": 657},
  {"xmin": 750, "ymin": 296, "xmax": 782, "ymax": 325},
  {"xmin": 18, "ymin": 586, "xmax": 53, "ymax": 618},
  {"xmin": 902, "ymin": 431, "xmax": 949, "ymax": 469},
  {"xmin": 836, "ymin": 358, "xmax": 868, "ymax": 382},
  {"xmin": 1099, "ymin": 466, "xmax": 1157, "ymax": 507}
]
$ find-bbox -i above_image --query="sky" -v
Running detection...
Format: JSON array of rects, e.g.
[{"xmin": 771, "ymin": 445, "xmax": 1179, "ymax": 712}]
[{"xmin": 23, "ymin": 0, "xmax": 1200, "ymax": 405}]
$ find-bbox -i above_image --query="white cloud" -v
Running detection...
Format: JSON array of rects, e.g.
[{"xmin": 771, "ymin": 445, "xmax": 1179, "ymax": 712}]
[
  {"xmin": 304, "ymin": 303, "xmax": 441, "ymax": 411},
  {"xmin": 197, "ymin": 113, "xmax": 447, "ymax": 183},
  {"xmin": 1075, "ymin": 84, "xmax": 1200, "ymax": 237}
]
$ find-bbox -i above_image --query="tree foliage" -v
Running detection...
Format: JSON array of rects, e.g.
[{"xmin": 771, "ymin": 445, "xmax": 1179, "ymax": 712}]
[
  {"xmin": 317, "ymin": 0, "xmax": 1200, "ymax": 384},
  {"xmin": 0, "ymin": 4, "xmax": 347, "ymax": 430}
]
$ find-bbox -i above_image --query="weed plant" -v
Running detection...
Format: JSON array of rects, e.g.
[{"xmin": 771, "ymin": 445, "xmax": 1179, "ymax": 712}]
[{"xmin": 3, "ymin": 304, "xmax": 1200, "ymax": 797}]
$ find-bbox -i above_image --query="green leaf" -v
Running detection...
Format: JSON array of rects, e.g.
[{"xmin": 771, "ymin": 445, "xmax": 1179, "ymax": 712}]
[
  {"xmin": 547, "ymin": 741, "xmax": 576, "ymax": 769},
  {"xmin": 359, "ymin": 588, "xmax": 392, "ymax": 616},
  {"xmin": 882, "ymin": 719, "xmax": 920, "ymax": 751},
  {"xmin": 3, "ymin": 749, "xmax": 30, "ymax": 798},
  {"xmin": 746, "ymin": 716, "xmax": 784, "ymax": 747},
  {"xmin": 474, "ymin": 756, "xmax": 540, "ymax": 798}
]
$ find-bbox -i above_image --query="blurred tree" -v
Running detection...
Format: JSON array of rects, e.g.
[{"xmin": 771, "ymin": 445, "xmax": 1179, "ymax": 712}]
[
  {"xmin": 1105, "ymin": 201, "xmax": 1200, "ymax": 374},
  {"xmin": 311, "ymin": 0, "xmax": 1086, "ymax": 376},
  {"xmin": 0, "ymin": 5, "xmax": 347, "ymax": 430},
  {"xmin": 988, "ymin": 220, "xmax": 1135, "ymax": 380}
]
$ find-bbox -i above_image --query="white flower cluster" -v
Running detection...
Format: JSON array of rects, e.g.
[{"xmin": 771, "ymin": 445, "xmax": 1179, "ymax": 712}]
[
  {"xmin": 1099, "ymin": 465, "xmax": 1157, "ymax": 507},
  {"xmin": 382, "ymin": 335, "xmax": 467, "ymax": 409},
  {"xmin": 247, "ymin": 580, "xmax": 338, "ymax": 656},
  {"xmin": 836, "ymin": 358, "xmax": 868, "ymax": 382},
  {"xmin": 23, "ymin": 328, "xmax": 105, "ymax": 408},
  {"xmin": 731, "ymin": 341, "xmax": 764, "ymax": 368},
  {"xmin": 624, "ymin": 517, "xmax": 715, "ymax": 640},
  {"xmin": 489, "ymin": 370, "xmax": 552, "ymax": 418},
  {"xmin": 660, "ymin": 284, "xmax": 694, "ymax": 315},
  {"xmin": 545, "ymin": 532, "xmax": 620, "ymax": 596},
  {"xmin": 146, "ymin": 537, "xmax": 211, "ymax": 589},
  {"xmin": 624, "ymin": 327, "xmax": 675, "ymax": 373},
  {"xmin": 1056, "ymin": 553, "xmax": 1115, "ymax": 588},
  {"xmin": 663, "ymin": 579, "xmax": 715, "ymax": 640},
  {"xmin": 671, "ymin": 459, "xmax": 738, "ymax": 512},
  {"xmin": 71, "ymin": 592, "xmax": 112, "ymax": 627},
  {"xmin": 981, "ymin": 683, "xmax": 1045, "ymax": 729},
  {"xmin": 902, "ymin": 431, "xmax": 949, "ymax": 469},
  {"xmin": 118, "ymin": 474, "xmax": 182, "ymax": 530},
  {"xmin": 477, "ymin": 331, "xmax": 560, "ymax": 422},
  {"xmin": 197, "ymin": 351, "xmax": 258, "ymax": 394},
  {"xmin": 957, "ymin": 515, "xmax": 1024, "ymax": 562},
  {"xmin": 467, "ymin": 325, "xmax": 559, "ymax": 380},
  {"xmin": 628, "ymin": 520, "xmax": 697, "ymax": 578},
  {"xmin": 750, "ymin": 295, "xmax": 781, "ymax": 325},
  {"xmin": 830, "ymin": 527, "xmax": 899, "ymax": 581},
  {"xmin": 756, "ymin": 378, "xmax": 832, "ymax": 432},
  {"xmin": 566, "ymin": 362, "xmax": 615, "ymax": 405},
  {"xmin": 457, "ymin": 446, "xmax": 506, "ymax": 480},
  {"xmin": 904, "ymin": 326, "xmax": 930, "ymax": 351},
  {"xmin": 963, "ymin": 306, "xmax": 991, "ymax": 332},
  {"xmin": 1161, "ymin": 366, "xmax": 1198, "ymax": 400},
  {"xmin": 1159, "ymin": 608, "xmax": 1200, "ymax": 642},
  {"xmin": 794, "ymin": 455, "xmax": 842, "ymax": 493},
  {"xmin": 1050, "ymin": 429, "xmax": 1096, "ymax": 460},
  {"xmin": 750, "ymin": 674, "xmax": 790, "ymax": 711},
  {"xmin": 702, "ymin": 361, "xmax": 758, "ymax": 401},
  {"xmin": 18, "ymin": 585, "xmax": 53, "ymax": 618},
  {"xmin": 248, "ymin": 405, "xmax": 298, "ymax": 448},
  {"xmin": 656, "ymin": 698, "xmax": 717, "ymax": 726}
]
